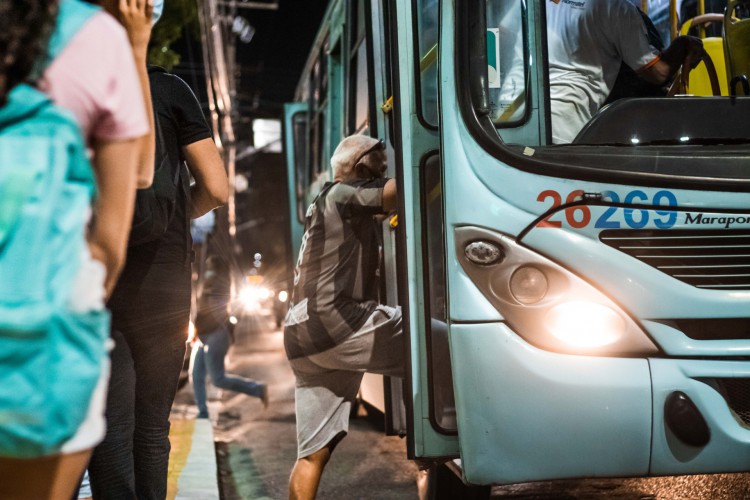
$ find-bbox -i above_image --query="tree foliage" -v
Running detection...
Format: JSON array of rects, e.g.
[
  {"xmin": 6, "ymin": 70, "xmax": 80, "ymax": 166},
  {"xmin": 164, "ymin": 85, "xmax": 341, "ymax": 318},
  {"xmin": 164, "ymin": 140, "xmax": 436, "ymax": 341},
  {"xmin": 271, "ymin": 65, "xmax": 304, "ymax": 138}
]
[{"xmin": 148, "ymin": 0, "xmax": 200, "ymax": 70}]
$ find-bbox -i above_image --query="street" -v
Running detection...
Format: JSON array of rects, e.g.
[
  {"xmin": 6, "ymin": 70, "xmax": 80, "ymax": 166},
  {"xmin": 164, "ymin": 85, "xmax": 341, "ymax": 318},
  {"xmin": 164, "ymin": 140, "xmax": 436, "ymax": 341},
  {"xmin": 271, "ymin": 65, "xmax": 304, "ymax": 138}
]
[{"xmin": 172, "ymin": 312, "xmax": 750, "ymax": 500}]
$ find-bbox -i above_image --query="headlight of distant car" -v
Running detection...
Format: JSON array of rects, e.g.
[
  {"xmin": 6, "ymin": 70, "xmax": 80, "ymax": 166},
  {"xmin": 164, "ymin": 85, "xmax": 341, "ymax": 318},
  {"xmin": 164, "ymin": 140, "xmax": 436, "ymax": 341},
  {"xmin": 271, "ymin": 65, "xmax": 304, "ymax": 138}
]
[
  {"xmin": 456, "ymin": 226, "xmax": 658, "ymax": 357},
  {"xmin": 239, "ymin": 285, "xmax": 272, "ymax": 310}
]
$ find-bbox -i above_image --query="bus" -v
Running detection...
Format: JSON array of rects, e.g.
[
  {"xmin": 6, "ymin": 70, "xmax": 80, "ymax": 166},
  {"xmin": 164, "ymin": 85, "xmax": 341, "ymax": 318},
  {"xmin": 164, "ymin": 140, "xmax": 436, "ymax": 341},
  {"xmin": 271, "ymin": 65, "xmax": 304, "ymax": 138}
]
[{"xmin": 283, "ymin": 0, "xmax": 750, "ymax": 495}]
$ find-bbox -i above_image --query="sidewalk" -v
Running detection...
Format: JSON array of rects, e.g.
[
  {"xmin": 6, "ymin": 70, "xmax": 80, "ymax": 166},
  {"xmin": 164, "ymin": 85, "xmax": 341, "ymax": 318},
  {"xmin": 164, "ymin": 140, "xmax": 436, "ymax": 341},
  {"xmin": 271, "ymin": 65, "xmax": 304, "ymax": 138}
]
[{"xmin": 168, "ymin": 375, "xmax": 219, "ymax": 500}]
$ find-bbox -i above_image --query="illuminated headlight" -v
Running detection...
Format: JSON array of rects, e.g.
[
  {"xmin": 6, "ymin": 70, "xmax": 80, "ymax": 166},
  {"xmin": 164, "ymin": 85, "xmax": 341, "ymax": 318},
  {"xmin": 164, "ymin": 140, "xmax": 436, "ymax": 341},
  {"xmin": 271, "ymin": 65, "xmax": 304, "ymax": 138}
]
[
  {"xmin": 229, "ymin": 315, "xmax": 238, "ymax": 325},
  {"xmin": 457, "ymin": 226, "xmax": 658, "ymax": 356},
  {"xmin": 240, "ymin": 286, "xmax": 266, "ymax": 310},
  {"xmin": 546, "ymin": 302, "xmax": 624, "ymax": 348},
  {"xmin": 278, "ymin": 290, "xmax": 289, "ymax": 303},
  {"xmin": 510, "ymin": 266, "xmax": 548, "ymax": 304}
]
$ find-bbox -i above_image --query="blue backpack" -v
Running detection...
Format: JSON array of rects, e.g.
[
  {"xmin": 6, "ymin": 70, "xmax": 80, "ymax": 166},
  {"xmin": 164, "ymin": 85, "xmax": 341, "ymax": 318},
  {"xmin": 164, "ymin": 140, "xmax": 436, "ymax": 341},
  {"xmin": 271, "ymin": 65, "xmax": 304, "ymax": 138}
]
[{"xmin": 0, "ymin": 0, "xmax": 110, "ymax": 458}]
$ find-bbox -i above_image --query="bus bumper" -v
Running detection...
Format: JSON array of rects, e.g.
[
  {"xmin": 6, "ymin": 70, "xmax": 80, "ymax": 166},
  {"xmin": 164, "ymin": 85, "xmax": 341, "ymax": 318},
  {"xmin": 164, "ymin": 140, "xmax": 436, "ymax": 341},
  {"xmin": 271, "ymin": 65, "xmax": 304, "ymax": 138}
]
[{"xmin": 450, "ymin": 323, "xmax": 750, "ymax": 485}]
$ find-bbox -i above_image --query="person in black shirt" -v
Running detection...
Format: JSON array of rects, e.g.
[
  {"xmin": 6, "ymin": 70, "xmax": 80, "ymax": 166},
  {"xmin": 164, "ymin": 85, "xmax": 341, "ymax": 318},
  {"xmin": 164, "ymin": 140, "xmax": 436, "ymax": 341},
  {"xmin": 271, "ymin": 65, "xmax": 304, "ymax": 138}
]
[{"xmin": 87, "ymin": 68, "xmax": 228, "ymax": 499}]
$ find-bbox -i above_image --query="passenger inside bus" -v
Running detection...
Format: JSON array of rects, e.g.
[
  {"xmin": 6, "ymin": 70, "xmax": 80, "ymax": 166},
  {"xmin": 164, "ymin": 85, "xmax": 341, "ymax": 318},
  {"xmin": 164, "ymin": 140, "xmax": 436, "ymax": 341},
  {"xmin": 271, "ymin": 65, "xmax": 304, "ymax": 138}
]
[{"xmin": 546, "ymin": 0, "xmax": 705, "ymax": 143}]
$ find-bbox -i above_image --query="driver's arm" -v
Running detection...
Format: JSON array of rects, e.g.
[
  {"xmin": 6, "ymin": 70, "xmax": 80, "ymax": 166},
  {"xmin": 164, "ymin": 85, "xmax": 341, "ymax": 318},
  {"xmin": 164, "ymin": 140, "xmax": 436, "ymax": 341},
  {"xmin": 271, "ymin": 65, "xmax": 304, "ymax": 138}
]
[{"xmin": 637, "ymin": 35, "xmax": 704, "ymax": 85}]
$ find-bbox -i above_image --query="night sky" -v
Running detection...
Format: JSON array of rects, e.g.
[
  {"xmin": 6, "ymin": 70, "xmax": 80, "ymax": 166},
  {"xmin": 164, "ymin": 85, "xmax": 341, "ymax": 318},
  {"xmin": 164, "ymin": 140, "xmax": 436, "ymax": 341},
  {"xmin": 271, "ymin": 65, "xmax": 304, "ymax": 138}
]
[{"xmin": 234, "ymin": 0, "xmax": 329, "ymax": 119}]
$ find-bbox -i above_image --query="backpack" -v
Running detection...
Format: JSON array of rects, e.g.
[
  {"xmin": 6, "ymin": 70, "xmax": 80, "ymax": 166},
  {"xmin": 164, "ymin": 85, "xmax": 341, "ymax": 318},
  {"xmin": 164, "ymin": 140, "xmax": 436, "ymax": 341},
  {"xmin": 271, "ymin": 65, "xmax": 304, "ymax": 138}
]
[
  {"xmin": 128, "ymin": 67, "xmax": 183, "ymax": 247},
  {"xmin": 0, "ymin": 0, "xmax": 109, "ymax": 458}
]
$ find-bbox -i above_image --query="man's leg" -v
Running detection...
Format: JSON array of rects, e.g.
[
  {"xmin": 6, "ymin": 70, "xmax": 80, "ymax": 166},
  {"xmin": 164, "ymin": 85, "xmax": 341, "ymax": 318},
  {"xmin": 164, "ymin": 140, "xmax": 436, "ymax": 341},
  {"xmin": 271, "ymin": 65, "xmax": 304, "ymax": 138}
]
[
  {"xmin": 289, "ymin": 431, "xmax": 347, "ymax": 500},
  {"xmin": 88, "ymin": 328, "xmax": 137, "ymax": 499},
  {"xmin": 204, "ymin": 328, "xmax": 265, "ymax": 399},
  {"xmin": 288, "ymin": 446, "xmax": 330, "ymax": 500},
  {"xmin": 288, "ymin": 357, "xmax": 363, "ymax": 499}
]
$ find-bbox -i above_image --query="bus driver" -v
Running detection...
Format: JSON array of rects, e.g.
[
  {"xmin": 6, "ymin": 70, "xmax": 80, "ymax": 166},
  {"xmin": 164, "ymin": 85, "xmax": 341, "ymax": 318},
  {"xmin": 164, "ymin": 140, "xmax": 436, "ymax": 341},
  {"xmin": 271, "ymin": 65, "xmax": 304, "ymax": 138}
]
[{"xmin": 546, "ymin": 0, "xmax": 705, "ymax": 143}]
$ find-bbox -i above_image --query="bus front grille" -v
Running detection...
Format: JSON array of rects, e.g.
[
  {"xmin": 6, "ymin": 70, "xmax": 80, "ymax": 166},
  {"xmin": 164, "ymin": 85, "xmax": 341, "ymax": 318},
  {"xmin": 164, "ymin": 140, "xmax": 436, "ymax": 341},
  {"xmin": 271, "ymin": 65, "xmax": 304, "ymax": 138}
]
[
  {"xmin": 600, "ymin": 229, "xmax": 750, "ymax": 290},
  {"xmin": 716, "ymin": 379, "xmax": 750, "ymax": 427}
]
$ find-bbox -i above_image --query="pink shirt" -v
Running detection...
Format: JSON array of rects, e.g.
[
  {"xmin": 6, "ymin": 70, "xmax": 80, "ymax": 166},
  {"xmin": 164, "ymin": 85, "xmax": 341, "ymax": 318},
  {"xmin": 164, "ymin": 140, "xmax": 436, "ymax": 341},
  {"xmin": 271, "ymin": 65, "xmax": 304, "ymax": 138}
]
[{"xmin": 40, "ymin": 11, "xmax": 149, "ymax": 146}]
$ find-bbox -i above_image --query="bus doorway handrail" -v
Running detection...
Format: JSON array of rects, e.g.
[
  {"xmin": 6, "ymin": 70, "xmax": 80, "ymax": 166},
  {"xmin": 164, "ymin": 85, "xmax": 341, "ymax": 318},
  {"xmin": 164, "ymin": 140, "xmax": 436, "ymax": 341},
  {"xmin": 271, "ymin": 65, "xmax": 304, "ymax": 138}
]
[{"xmin": 381, "ymin": 43, "xmax": 439, "ymax": 114}]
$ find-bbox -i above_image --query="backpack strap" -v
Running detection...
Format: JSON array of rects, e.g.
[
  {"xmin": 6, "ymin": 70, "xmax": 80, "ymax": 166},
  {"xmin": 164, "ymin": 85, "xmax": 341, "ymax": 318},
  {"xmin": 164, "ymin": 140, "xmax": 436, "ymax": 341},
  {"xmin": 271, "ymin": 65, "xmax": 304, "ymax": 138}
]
[{"xmin": 47, "ymin": 0, "xmax": 100, "ymax": 62}]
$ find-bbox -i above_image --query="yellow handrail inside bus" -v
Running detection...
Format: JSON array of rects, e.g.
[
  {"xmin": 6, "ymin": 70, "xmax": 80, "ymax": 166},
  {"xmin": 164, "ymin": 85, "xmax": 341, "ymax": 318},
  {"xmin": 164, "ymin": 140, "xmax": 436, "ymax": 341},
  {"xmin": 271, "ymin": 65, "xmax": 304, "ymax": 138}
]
[
  {"xmin": 382, "ymin": 43, "xmax": 438, "ymax": 114},
  {"xmin": 419, "ymin": 44, "xmax": 438, "ymax": 72}
]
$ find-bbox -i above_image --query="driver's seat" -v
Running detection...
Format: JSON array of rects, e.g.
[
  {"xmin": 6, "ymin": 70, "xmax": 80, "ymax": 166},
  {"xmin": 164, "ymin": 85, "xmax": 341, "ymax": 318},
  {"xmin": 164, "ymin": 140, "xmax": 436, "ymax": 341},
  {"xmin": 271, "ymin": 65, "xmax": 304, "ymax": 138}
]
[{"xmin": 724, "ymin": 0, "xmax": 750, "ymax": 95}]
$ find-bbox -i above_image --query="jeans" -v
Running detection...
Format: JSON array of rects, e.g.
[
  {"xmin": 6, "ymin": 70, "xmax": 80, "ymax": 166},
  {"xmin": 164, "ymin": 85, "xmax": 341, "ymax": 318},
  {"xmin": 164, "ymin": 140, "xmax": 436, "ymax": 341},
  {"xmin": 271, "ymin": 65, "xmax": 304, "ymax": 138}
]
[
  {"xmin": 88, "ymin": 266, "xmax": 190, "ymax": 500},
  {"xmin": 192, "ymin": 327, "xmax": 265, "ymax": 416}
]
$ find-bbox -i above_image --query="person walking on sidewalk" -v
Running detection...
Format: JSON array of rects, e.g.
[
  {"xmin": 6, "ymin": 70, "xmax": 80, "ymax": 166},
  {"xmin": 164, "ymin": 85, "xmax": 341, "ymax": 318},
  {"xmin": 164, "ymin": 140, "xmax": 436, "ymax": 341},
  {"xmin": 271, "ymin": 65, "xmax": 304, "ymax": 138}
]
[{"xmin": 192, "ymin": 255, "xmax": 269, "ymax": 417}]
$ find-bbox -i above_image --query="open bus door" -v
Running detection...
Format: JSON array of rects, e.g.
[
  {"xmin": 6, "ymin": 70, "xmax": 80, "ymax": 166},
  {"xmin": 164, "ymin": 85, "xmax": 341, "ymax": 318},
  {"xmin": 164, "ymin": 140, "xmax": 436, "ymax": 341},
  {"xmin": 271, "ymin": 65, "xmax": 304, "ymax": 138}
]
[
  {"xmin": 388, "ymin": 0, "xmax": 460, "ymax": 464},
  {"xmin": 388, "ymin": 0, "xmax": 548, "ymax": 492}
]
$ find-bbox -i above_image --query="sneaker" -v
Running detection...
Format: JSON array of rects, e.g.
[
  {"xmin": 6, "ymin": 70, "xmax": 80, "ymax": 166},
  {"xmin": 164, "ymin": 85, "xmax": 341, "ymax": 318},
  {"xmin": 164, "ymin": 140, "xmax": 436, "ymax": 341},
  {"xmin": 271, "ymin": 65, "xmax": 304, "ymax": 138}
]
[
  {"xmin": 197, "ymin": 411, "xmax": 209, "ymax": 419},
  {"xmin": 260, "ymin": 384, "xmax": 269, "ymax": 409}
]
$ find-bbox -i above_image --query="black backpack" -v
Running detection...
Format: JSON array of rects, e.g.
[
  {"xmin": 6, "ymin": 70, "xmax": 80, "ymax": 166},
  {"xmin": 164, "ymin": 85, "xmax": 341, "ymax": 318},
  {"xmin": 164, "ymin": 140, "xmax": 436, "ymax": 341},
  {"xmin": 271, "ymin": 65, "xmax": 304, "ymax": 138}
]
[{"xmin": 128, "ymin": 68, "xmax": 183, "ymax": 247}]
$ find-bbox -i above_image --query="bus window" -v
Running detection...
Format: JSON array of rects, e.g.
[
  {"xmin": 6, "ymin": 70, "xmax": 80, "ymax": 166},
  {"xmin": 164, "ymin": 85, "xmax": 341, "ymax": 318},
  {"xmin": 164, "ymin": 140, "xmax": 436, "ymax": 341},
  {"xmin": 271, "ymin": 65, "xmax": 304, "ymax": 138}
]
[
  {"xmin": 308, "ymin": 42, "xmax": 329, "ymax": 183},
  {"xmin": 292, "ymin": 112, "xmax": 308, "ymax": 224},
  {"xmin": 475, "ymin": 1, "xmax": 750, "ymax": 156},
  {"xmin": 486, "ymin": 0, "xmax": 527, "ymax": 125},
  {"xmin": 416, "ymin": 0, "xmax": 439, "ymax": 127},
  {"xmin": 349, "ymin": 0, "xmax": 369, "ymax": 133},
  {"xmin": 422, "ymin": 153, "xmax": 456, "ymax": 432}
]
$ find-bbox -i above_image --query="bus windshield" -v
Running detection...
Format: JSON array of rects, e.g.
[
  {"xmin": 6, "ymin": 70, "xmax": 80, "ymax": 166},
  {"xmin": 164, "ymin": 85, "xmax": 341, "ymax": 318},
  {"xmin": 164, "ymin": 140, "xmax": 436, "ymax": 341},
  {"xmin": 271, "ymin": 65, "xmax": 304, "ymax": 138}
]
[{"xmin": 470, "ymin": 0, "xmax": 750, "ymax": 184}]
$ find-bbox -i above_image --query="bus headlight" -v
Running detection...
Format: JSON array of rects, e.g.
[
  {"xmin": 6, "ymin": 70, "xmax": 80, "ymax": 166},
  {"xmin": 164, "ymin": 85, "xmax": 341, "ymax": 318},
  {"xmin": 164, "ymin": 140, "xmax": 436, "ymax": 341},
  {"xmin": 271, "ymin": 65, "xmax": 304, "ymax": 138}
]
[
  {"xmin": 510, "ymin": 266, "xmax": 548, "ymax": 304},
  {"xmin": 457, "ymin": 226, "xmax": 658, "ymax": 356},
  {"xmin": 545, "ymin": 302, "xmax": 624, "ymax": 348}
]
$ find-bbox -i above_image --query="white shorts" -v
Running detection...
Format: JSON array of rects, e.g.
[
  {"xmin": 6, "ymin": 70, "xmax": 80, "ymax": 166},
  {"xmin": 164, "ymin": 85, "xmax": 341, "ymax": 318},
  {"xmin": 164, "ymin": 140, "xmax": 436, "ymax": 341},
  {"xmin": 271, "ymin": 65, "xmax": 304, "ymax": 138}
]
[{"xmin": 289, "ymin": 305, "xmax": 404, "ymax": 459}]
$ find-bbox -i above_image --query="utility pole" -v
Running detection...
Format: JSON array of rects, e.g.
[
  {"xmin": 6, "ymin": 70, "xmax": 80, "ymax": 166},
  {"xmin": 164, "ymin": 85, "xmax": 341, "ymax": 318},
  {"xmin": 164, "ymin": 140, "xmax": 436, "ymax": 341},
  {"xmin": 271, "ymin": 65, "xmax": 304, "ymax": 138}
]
[{"xmin": 196, "ymin": 0, "xmax": 238, "ymax": 259}]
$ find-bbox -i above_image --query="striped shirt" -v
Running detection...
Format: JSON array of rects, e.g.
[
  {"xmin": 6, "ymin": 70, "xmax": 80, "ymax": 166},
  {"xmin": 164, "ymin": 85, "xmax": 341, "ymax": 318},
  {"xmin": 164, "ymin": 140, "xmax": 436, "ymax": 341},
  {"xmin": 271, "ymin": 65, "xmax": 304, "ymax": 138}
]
[{"xmin": 284, "ymin": 179, "xmax": 389, "ymax": 360}]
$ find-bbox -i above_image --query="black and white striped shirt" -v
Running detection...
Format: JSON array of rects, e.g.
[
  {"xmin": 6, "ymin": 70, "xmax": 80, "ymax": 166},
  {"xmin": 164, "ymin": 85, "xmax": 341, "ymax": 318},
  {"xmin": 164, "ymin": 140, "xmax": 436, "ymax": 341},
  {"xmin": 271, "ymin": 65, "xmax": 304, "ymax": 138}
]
[{"xmin": 284, "ymin": 178, "xmax": 389, "ymax": 360}]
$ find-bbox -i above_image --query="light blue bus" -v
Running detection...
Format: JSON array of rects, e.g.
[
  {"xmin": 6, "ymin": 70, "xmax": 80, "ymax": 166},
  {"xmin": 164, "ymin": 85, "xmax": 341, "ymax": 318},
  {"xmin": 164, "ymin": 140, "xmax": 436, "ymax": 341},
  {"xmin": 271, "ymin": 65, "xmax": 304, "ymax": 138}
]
[{"xmin": 284, "ymin": 0, "xmax": 750, "ymax": 495}]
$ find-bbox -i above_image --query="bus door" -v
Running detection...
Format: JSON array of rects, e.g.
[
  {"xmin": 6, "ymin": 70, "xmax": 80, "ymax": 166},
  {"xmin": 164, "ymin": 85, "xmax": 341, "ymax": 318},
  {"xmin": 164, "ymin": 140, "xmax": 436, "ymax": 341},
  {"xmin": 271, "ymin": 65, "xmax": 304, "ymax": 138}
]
[
  {"xmin": 391, "ymin": 0, "xmax": 552, "ymax": 470},
  {"xmin": 389, "ymin": 0, "xmax": 460, "ymax": 461},
  {"xmin": 355, "ymin": 0, "xmax": 409, "ymax": 435}
]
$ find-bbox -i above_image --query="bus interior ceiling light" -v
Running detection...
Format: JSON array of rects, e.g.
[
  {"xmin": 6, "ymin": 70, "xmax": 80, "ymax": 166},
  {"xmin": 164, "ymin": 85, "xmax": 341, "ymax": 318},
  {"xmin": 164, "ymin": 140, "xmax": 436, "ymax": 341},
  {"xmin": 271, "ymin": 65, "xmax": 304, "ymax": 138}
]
[
  {"xmin": 545, "ymin": 301, "xmax": 625, "ymax": 348},
  {"xmin": 510, "ymin": 266, "xmax": 548, "ymax": 304}
]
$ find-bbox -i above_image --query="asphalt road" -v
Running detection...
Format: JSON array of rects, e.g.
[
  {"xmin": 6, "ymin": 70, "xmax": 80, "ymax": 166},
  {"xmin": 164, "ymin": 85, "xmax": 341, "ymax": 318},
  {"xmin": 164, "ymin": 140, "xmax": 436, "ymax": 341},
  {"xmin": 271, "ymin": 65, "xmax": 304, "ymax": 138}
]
[{"xmin": 173, "ymin": 313, "xmax": 750, "ymax": 500}]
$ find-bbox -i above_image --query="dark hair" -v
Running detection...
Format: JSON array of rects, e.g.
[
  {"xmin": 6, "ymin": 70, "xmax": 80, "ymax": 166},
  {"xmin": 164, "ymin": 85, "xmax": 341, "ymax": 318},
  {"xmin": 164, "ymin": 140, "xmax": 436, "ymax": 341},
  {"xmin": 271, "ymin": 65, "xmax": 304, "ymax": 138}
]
[{"xmin": 0, "ymin": 0, "xmax": 58, "ymax": 104}]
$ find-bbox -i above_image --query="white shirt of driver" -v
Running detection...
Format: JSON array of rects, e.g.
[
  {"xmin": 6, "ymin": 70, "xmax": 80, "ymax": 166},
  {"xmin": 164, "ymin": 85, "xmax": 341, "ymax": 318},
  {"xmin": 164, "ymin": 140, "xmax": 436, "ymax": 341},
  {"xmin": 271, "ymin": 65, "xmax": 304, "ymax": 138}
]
[{"xmin": 546, "ymin": 0, "xmax": 660, "ymax": 143}]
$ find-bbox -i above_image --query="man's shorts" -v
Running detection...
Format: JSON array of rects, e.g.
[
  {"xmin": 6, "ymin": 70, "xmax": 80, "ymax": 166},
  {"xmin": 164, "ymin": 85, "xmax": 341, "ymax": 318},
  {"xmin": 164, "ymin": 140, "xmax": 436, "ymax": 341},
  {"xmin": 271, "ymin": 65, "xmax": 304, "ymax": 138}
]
[{"xmin": 289, "ymin": 305, "xmax": 404, "ymax": 459}]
